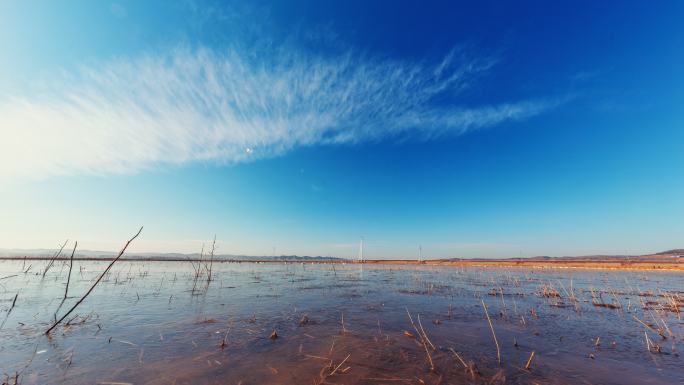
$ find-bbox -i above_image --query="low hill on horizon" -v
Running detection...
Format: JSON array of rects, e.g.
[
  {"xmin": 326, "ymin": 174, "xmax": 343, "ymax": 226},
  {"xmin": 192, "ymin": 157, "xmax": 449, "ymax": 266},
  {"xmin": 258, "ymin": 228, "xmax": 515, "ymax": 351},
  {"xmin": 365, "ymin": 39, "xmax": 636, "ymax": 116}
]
[
  {"xmin": 0, "ymin": 248, "xmax": 682, "ymax": 262},
  {"xmin": 0, "ymin": 248, "xmax": 344, "ymax": 261}
]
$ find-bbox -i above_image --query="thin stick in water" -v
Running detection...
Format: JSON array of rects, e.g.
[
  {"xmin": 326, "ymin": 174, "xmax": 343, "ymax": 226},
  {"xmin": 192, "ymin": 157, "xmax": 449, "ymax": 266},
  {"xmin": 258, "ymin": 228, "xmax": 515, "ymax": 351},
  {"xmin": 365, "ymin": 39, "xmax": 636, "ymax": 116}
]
[
  {"xmin": 46, "ymin": 227, "xmax": 143, "ymax": 335},
  {"xmin": 0, "ymin": 293, "xmax": 18, "ymax": 329},
  {"xmin": 524, "ymin": 351, "xmax": 535, "ymax": 370},
  {"xmin": 43, "ymin": 239, "xmax": 68, "ymax": 277},
  {"xmin": 64, "ymin": 241, "xmax": 77, "ymax": 299},
  {"xmin": 482, "ymin": 299, "xmax": 501, "ymax": 365},
  {"xmin": 207, "ymin": 234, "xmax": 216, "ymax": 282}
]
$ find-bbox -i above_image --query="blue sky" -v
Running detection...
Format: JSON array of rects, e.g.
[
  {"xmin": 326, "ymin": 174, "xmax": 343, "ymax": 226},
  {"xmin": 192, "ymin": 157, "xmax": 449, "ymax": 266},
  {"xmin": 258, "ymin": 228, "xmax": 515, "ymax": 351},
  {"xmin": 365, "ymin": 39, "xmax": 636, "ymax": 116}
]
[{"xmin": 0, "ymin": 1, "xmax": 682, "ymax": 258}]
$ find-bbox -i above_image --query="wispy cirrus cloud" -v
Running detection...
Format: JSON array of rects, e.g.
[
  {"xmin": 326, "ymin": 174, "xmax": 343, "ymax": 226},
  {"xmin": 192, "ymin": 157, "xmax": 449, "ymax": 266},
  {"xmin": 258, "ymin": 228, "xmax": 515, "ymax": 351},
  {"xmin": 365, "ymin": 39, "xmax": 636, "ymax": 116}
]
[{"xmin": 0, "ymin": 45, "xmax": 562, "ymax": 180}]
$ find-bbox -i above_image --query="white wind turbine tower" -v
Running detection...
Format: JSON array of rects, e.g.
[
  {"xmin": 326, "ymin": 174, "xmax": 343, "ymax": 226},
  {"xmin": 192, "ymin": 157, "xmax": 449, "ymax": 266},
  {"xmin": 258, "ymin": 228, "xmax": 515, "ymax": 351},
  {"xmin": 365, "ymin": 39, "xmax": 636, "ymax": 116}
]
[
  {"xmin": 358, "ymin": 237, "xmax": 364, "ymax": 262},
  {"xmin": 418, "ymin": 245, "xmax": 423, "ymax": 263}
]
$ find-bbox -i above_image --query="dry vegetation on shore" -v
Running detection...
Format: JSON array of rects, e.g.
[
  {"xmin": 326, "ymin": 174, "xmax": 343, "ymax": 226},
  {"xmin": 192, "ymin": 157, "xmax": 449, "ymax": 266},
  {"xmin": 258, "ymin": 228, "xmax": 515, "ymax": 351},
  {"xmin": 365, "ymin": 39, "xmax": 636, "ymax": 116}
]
[{"xmin": 361, "ymin": 258, "xmax": 684, "ymax": 271}]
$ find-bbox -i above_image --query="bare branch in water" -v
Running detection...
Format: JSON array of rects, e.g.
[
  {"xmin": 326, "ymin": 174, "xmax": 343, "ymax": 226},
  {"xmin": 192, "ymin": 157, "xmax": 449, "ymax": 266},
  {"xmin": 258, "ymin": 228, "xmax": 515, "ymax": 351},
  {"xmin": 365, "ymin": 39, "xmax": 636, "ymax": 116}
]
[
  {"xmin": 482, "ymin": 299, "xmax": 501, "ymax": 365},
  {"xmin": 46, "ymin": 227, "xmax": 143, "ymax": 335},
  {"xmin": 64, "ymin": 241, "xmax": 77, "ymax": 299},
  {"xmin": 43, "ymin": 239, "xmax": 68, "ymax": 277}
]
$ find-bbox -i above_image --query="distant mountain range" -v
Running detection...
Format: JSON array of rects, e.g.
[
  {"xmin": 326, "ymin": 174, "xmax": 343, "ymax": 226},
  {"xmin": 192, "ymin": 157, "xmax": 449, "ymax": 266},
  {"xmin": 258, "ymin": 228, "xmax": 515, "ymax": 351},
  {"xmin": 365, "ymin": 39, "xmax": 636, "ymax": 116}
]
[
  {"xmin": 528, "ymin": 249, "xmax": 683, "ymax": 261},
  {"xmin": 655, "ymin": 249, "xmax": 684, "ymax": 255},
  {"xmin": 0, "ymin": 248, "xmax": 681, "ymax": 262},
  {"xmin": 445, "ymin": 249, "xmax": 684, "ymax": 262},
  {"xmin": 0, "ymin": 249, "xmax": 344, "ymax": 261}
]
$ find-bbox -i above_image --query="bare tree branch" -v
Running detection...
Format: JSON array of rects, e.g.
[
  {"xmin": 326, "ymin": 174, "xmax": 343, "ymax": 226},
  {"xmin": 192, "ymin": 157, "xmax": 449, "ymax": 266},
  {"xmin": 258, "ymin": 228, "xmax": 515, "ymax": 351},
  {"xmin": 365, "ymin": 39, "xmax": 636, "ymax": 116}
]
[{"xmin": 46, "ymin": 227, "xmax": 143, "ymax": 335}]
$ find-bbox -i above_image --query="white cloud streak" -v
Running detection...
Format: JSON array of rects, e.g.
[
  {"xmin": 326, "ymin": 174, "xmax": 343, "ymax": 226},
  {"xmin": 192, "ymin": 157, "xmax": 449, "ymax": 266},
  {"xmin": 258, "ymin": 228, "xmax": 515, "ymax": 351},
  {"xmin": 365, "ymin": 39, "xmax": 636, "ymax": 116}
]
[{"xmin": 0, "ymin": 46, "xmax": 560, "ymax": 180}]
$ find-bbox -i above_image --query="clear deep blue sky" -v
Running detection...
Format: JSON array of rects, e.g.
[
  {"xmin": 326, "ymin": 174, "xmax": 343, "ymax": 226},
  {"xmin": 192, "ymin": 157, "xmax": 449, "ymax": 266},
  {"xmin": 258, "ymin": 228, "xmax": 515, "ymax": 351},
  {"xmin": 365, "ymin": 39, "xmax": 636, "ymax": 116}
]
[{"xmin": 0, "ymin": 1, "xmax": 682, "ymax": 258}]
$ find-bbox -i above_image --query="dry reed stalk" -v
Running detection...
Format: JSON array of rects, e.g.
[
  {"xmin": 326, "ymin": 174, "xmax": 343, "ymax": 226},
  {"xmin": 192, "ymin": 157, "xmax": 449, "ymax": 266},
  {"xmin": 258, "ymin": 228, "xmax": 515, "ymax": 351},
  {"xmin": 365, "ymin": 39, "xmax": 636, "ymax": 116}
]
[
  {"xmin": 329, "ymin": 354, "xmax": 351, "ymax": 376},
  {"xmin": 657, "ymin": 317, "xmax": 674, "ymax": 340},
  {"xmin": 194, "ymin": 244, "xmax": 204, "ymax": 281},
  {"xmin": 449, "ymin": 348, "xmax": 468, "ymax": 369},
  {"xmin": 556, "ymin": 280, "xmax": 571, "ymax": 298},
  {"xmin": 0, "ymin": 275, "xmax": 17, "ymax": 280},
  {"xmin": 64, "ymin": 241, "xmax": 77, "ymax": 299},
  {"xmin": 644, "ymin": 331, "xmax": 658, "ymax": 353},
  {"xmin": 416, "ymin": 314, "xmax": 436, "ymax": 351},
  {"xmin": 43, "ymin": 239, "xmax": 68, "ymax": 277},
  {"xmin": 341, "ymin": 312, "xmax": 347, "ymax": 334},
  {"xmin": 46, "ymin": 226, "xmax": 143, "ymax": 335},
  {"xmin": 524, "ymin": 351, "xmax": 535, "ymax": 370},
  {"xmin": 0, "ymin": 293, "xmax": 18, "ymax": 329},
  {"xmin": 633, "ymin": 315, "xmax": 665, "ymax": 339},
  {"xmin": 482, "ymin": 299, "xmax": 501, "ymax": 365},
  {"xmin": 405, "ymin": 308, "xmax": 434, "ymax": 371},
  {"xmin": 608, "ymin": 288, "xmax": 623, "ymax": 311},
  {"xmin": 207, "ymin": 235, "xmax": 216, "ymax": 282},
  {"xmin": 359, "ymin": 377, "xmax": 411, "ymax": 382},
  {"xmin": 305, "ymin": 354, "xmax": 330, "ymax": 361},
  {"xmin": 328, "ymin": 339, "xmax": 336, "ymax": 356},
  {"xmin": 449, "ymin": 348, "xmax": 478, "ymax": 380},
  {"xmin": 220, "ymin": 331, "xmax": 228, "ymax": 349}
]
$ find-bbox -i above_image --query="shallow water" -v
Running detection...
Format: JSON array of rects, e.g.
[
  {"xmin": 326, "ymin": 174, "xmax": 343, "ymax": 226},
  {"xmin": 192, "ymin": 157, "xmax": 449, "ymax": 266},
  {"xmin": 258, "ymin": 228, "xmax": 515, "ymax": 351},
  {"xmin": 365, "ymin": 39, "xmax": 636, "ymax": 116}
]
[{"xmin": 0, "ymin": 260, "xmax": 682, "ymax": 384}]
